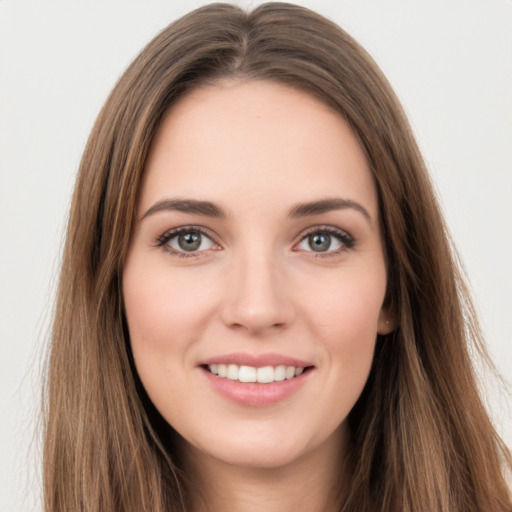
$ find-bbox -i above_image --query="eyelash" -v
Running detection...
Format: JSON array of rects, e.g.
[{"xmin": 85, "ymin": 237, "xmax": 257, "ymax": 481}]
[
  {"xmin": 154, "ymin": 225, "xmax": 355, "ymax": 259},
  {"xmin": 155, "ymin": 226, "xmax": 219, "ymax": 259},
  {"xmin": 297, "ymin": 226, "xmax": 355, "ymax": 258}
]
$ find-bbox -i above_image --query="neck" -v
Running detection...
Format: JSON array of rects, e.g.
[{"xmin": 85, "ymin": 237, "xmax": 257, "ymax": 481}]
[{"xmin": 181, "ymin": 427, "xmax": 348, "ymax": 512}]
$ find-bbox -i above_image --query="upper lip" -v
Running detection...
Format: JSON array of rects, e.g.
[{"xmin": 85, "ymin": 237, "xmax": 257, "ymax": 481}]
[{"xmin": 199, "ymin": 352, "xmax": 314, "ymax": 368}]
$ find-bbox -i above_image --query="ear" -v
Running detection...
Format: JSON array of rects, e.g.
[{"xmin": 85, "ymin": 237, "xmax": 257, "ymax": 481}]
[{"xmin": 377, "ymin": 308, "xmax": 396, "ymax": 335}]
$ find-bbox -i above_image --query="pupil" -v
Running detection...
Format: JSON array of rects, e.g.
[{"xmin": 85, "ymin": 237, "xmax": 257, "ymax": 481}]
[
  {"xmin": 178, "ymin": 232, "xmax": 201, "ymax": 251},
  {"xmin": 309, "ymin": 233, "xmax": 331, "ymax": 252}
]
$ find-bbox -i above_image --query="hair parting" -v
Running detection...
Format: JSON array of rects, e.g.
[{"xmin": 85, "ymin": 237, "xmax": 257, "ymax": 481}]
[{"xmin": 43, "ymin": 3, "xmax": 511, "ymax": 511}]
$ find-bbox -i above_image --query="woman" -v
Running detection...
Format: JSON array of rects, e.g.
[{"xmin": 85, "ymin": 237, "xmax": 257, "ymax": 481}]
[{"xmin": 43, "ymin": 3, "xmax": 511, "ymax": 511}]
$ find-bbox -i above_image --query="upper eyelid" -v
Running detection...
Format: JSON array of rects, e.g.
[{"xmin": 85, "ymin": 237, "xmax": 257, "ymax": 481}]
[
  {"xmin": 154, "ymin": 223, "xmax": 354, "ymax": 250},
  {"xmin": 296, "ymin": 225, "xmax": 353, "ymax": 241},
  {"xmin": 155, "ymin": 225, "xmax": 219, "ymax": 247},
  {"xmin": 293, "ymin": 225, "xmax": 355, "ymax": 255}
]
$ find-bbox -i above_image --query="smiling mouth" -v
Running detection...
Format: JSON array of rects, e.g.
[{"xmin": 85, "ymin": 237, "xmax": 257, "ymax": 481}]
[{"xmin": 204, "ymin": 364, "xmax": 312, "ymax": 384}]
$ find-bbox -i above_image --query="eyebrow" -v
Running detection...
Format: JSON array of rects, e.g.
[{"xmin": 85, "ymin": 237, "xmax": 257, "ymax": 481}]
[
  {"xmin": 141, "ymin": 196, "xmax": 371, "ymax": 222},
  {"xmin": 141, "ymin": 198, "xmax": 226, "ymax": 220},
  {"xmin": 288, "ymin": 198, "xmax": 371, "ymax": 222}
]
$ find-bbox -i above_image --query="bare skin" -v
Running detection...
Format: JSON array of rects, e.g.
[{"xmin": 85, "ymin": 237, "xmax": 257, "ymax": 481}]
[
  {"xmin": 123, "ymin": 80, "xmax": 393, "ymax": 511},
  {"xmin": 184, "ymin": 430, "xmax": 347, "ymax": 512}
]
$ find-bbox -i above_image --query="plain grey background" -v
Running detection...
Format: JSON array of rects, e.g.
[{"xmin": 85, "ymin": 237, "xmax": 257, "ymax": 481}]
[{"xmin": 1, "ymin": 1, "xmax": 511, "ymax": 510}]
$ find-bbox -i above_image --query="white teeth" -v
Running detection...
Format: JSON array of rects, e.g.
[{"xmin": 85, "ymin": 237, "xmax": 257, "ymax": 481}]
[
  {"xmin": 207, "ymin": 363, "xmax": 307, "ymax": 383},
  {"xmin": 256, "ymin": 366, "xmax": 274, "ymax": 383},
  {"xmin": 238, "ymin": 365, "xmax": 256, "ymax": 383},
  {"xmin": 226, "ymin": 364, "xmax": 239, "ymax": 380},
  {"xmin": 274, "ymin": 365, "xmax": 286, "ymax": 381}
]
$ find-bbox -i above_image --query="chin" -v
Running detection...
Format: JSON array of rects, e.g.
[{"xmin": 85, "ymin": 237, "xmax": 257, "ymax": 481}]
[
  {"xmin": 216, "ymin": 444, "xmax": 303, "ymax": 469},
  {"xmin": 180, "ymin": 420, "xmax": 345, "ymax": 472}
]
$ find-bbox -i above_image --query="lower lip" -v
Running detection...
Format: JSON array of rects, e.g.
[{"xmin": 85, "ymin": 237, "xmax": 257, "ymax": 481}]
[{"xmin": 201, "ymin": 367, "xmax": 312, "ymax": 407}]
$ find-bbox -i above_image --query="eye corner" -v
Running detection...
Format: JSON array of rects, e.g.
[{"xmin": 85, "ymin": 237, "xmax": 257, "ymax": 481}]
[
  {"xmin": 154, "ymin": 225, "xmax": 222, "ymax": 258},
  {"xmin": 293, "ymin": 225, "xmax": 355, "ymax": 257}
]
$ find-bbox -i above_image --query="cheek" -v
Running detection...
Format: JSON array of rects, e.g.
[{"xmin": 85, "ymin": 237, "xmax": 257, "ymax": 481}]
[
  {"xmin": 302, "ymin": 264, "xmax": 386, "ymax": 340},
  {"xmin": 123, "ymin": 258, "xmax": 216, "ymax": 353},
  {"xmin": 300, "ymin": 269, "xmax": 385, "ymax": 396},
  {"xmin": 122, "ymin": 258, "xmax": 210, "ymax": 420}
]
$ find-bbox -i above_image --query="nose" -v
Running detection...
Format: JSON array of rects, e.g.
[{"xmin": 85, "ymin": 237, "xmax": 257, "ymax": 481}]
[{"xmin": 220, "ymin": 246, "xmax": 295, "ymax": 335}]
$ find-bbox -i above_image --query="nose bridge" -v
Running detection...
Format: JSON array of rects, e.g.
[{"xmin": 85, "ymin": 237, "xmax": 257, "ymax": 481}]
[{"xmin": 221, "ymin": 237, "xmax": 293, "ymax": 333}]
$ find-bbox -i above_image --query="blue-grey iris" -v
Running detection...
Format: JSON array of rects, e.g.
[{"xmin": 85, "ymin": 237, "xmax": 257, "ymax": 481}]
[
  {"xmin": 308, "ymin": 233, "xmax": 331, "ymax": 252},
  {"xmin": 178, "ymin": 232, "xmax": 202, "ymax": 251}
]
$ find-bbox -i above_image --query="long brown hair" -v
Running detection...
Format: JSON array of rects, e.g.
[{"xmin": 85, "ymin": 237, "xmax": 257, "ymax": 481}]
[{"xmin": 43, "ymin": 3, "xmax": 511, "ymax": 511}]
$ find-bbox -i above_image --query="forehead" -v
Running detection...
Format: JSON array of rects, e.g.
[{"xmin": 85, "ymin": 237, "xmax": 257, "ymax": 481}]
[{"xmin": 139, "ymin": 80, "xmax": 377, "ymax": 219}]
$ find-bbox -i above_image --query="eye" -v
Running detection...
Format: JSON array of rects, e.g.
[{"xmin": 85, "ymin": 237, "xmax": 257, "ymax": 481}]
[
  {"xmin": 295, "ymin": 227, "xmax": 354, "ymax": 255},
  {"xmin": 156, "ymin": 227, "xmax": 218, "ymax": 256}
]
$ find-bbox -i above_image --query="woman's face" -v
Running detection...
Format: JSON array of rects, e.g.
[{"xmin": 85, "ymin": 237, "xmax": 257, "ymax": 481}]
[{"xmin": 123, "ymin": 80, "xmax": 392, "ymax": 470}]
